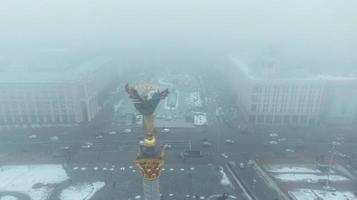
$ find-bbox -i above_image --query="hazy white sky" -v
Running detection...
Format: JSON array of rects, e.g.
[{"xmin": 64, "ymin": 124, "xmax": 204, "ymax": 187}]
[{"xmin": 1, "ymin": 0, "xmax": 356, "ymax": 69}]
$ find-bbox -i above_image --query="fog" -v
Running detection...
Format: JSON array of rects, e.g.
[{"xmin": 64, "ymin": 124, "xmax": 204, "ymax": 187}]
[
  {"xmin": 1, "ymin": 1, "xmax": 357, "ymax": 199},
  {"xmin": 1, "ymin": 0, "xmax": 357, "ymax": 71}
]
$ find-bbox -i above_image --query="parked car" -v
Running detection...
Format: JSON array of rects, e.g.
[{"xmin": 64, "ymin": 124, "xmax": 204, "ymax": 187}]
[
  {"xmin": 202, "ymin": 141, "xmax": 213, "ymax": 147},
  {"xmin": 225, "ymin": 139, "xmax": 235, "ymax": 144},
  {"xmin": 81, "ymin": 142, "xmax": 93, "ymax": 149},
  {"xmin": 221, "ymin": 153, "xmax": 229, "ymax": 159},
  {"xmin": 269, "ymin": 140, "xmax": 278, "ymax": 145},
  {"xmin": 123, "ymin": 128, "xmax": 132, "ymax": 134},
  {"xmin": 161, "ymin": 128, "xmax": 170, "ymax": 133}
]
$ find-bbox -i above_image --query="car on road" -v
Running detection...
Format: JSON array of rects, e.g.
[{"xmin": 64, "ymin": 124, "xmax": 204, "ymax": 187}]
[
  {"xmin": 59, "ymin": 146, "xmax": 70, "ymax": 150},
  {"xmin": 29, "ymin": 134, "xmax": 37, "ymax": 139},
  {"xmin": 108, "ymin": 131, "xmax": 117, "ymax": 135},
  {"xmin": 239, "ymin": 162, "xmax": 245, "ymax": 169},
  {"xmin": 163, "ymin": 144, "xmax": 172, "ymax": 149},
  {"xmin": 202, "ymin": 141, "xmax": 213, "ymax": 147},
  {"xmin": 269, "ymin": 133, "xmax": 279, "ymax": 137},
  {"xmin": 285, "ymin": 148, "xmax": 295, "ymax": 153},
  {"xmin": 161, "ymin": 128, "xmax": 170, "ymax": 133},
  {"xmin": 123, "ymin": 128, "xmax": 132, "ymax": 134},
  {"xmin": 225, "ymin": 139, "xmax": 234, "ymax": 144},
  {"xmin": 278, "ymin": 138, "xmax": 287, "ymax": 142},
  {"xmin": 221, "ymin": 153, "xmax": 229, "ymax": 159},
  {"xmin": 269, "ymin": 140, "xmax": 278, "ymax": 145},
  {"xmin": 95, "ymin": 135, "xmax": 104, "ymax": 139},
  {"xmin": 81, "ymin": 142, "xmax": 93, "ymax": 149}
]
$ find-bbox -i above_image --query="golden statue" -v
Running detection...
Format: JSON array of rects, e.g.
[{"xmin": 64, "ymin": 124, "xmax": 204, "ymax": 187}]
[{"xmin": 125, "ymin": 83, "xmax": 169, "ymax": 181}]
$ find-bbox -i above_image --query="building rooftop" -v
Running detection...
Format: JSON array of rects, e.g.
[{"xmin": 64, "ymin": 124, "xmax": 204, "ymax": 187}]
[{"xmin": 231, "ymin": 57, "xmax": 357, "ymax": 81}]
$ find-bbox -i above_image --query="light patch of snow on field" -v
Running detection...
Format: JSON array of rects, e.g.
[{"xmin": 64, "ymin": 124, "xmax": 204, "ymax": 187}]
[
  {"xmin": 275, "ymin": 174, "xmax": 349, "ymax": 182},
  {"xmin": 0, "ymin": 164, "xmax": 69, "ymax": 200},
  {"xmin": 0, "ymin": 196, "xmax": 18, "ymax": 200},
  {"xmin": 219, "ymin": 167, "xmax": 233, "ymax": 188},
  {"xmin": 289, "ymin": 189, "xmax": 357, "ymax": 200},
  {"xmin": 266, "ymin": 165, "xmax": 321, "ymax": 173},
  {"xmin": 60, "ymin": 182, "xmax": 105, "ymax": 200}
]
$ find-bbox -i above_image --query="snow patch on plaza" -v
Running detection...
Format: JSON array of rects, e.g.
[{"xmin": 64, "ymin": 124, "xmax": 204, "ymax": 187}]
[
  {"xmin": 0, "ymin": 164, "xmax": 69, "ymax": 200},
  {"xmin": 266, "ymin": 165, "xmax": 321, "ymax": 173},
  {"xmin": 289, "ymin": 189, "xmax": 357, "ymax": 200},
  {"xmin": 275, "ymin": 174, "xmax": 349, "ymax": 182},
  {"xmin": 219, "ymin": 167, "xmax": 234, "ymax": 188},
  {"xmin": 60, "ymin": 182, "xmax": 105, "ymax": 200},
  {"xmin": 0, "ymin": 196, "xmax": 18, "ymax": 200}
]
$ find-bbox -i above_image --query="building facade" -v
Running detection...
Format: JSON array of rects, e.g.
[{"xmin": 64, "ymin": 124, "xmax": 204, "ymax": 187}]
[
  {"xmin": 227, "ymin": 57, "xmax": 357, "ymax": 127},
  {"xmin": 0, "ymin": 58, "xmax": 116, "ymax": 128}
]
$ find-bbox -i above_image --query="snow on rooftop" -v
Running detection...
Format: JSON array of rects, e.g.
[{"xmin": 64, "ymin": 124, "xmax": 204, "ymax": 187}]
[
  {"xmin": 265, "ymin": 165, "xmax": 321, "ymax": 173},
  {"xmin": 274, "ymin": 173, "xmax": 349, "ymax": 182},
  {"xmin": 289, "ymin": 189, "xmax": 357, "ymax": 200}
]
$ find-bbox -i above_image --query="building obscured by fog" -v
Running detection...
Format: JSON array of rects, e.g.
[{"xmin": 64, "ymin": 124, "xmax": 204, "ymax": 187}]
[
  {"xmin": 227, "ymin": 57, "xmax": 357, "ymax": 127},
  {"xmin": 0, "ymin": 54, "xmax": 116, "ymax": 128}
]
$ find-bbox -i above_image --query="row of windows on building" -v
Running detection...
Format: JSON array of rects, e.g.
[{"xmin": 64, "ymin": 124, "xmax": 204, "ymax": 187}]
[
  {"xmin": 249, "ymin": 114, "xmax": 317, "ymax": 125},
  {"xmin": 251, "ymin": 93, "xmax": 322, "ymax": 104},
  {"xmin": 250, "ymin": 103, "xmax": 320, "ymax": 114},
  {"xmin": 0, "ymin": 114, "xmax": 78, "ymax": 125},
  {"xmin": 251, "ymin": 85, "xmax": 324, "ymax": 94}
]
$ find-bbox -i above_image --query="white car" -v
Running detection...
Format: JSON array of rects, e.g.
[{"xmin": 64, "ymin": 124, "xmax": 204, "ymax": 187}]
[
  {"xmin": 163, "ymin": 144, "xmax": 172, "ymax": 149},
  {"xmin": 60, "ymin": 146, "xmax": 70, "ymax": 150},
  {"xmin": 123, "ymin": 128, "xmax": 132, "ymax": 134},
  {"xmin": 221, "ymin": 153, "xmax": 229, "ymax": 159},
  {"xmin": 278, "ymin": 138, "xmax": 286, "ymax": 142},
  {"xmin": 108, "ymin": 131, "xmax": 117, "ymax": 135},
  {"xmin": 95, "ymin": 135, "xmax": 103, "ymax": 139},
  {"xmin": 269, "ymin": 133, "xmax": 279, "ymax": 137},
  {"xmin": 161, "ymin": 128, "xmax": 170, "ymax": 133},
  {"xmin": 225, "ymin": 139, "xmax": 235, "ymax": 144},
  {"xmin": 81, "ymin": 142, "xmax": 93, "ymax": 149},
  {"xmin": 239, "ymin": 162, "xmax": 245, "ymax": 169},
  {"xmin": 29, "ymin": 134, "xmax": 37, "ymax": 139},
  {"xmin": 269, "ymin": 140, "xmax": 278, "ymax": 145},
  {"xmin": 285, "ymin": 148, "xmax": 295, "ymax": 153},
  {"xmin": 202, "ymin": 141, "xmax": 212, "ymax": 147}
]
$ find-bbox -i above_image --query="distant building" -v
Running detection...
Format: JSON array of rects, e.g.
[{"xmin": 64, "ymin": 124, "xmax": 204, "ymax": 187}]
[
  {"xmin": 226, "ymin": 57, "xmax": 357, "ymax": 127},
  {"xmin": 0, "ymin": 57, "xmax": 116, "ymax": 128}
]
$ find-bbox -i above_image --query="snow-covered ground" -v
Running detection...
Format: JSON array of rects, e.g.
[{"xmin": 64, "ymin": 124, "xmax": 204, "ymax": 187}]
[
  {"xmin": 0, "ymin": 164, "xmax": 69, "ymax": 200},
  {"xmin": 0, "ymin": 164, "xmax": 104, "ymax": 200},
  {"xmin": 60, "ymin": 182, "xmax": 105, "ymax": 200},
  {"xmin": 0, "ymin": 196, "xmax": 18, "ymax": 200},
  {"xmin": 289, "ymin": 189, "xmax": 357, "ymax": 200},
  {"xmin": 275, "ymin": 174, "xmax": 349, "ymax": 182},
  {"xmin": 266, "ymin": 165, "xmax": 321, "ymax": 173},
  {"xmin": 219, "ymin": 167, "xmax": 234, "ymax": 188}
]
